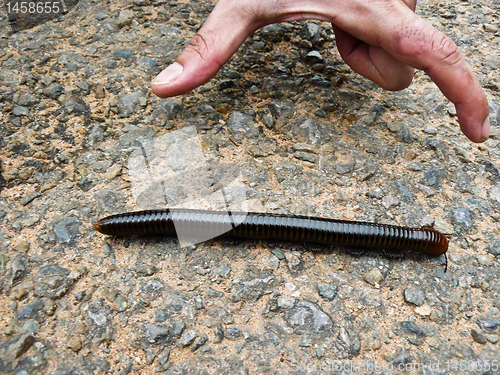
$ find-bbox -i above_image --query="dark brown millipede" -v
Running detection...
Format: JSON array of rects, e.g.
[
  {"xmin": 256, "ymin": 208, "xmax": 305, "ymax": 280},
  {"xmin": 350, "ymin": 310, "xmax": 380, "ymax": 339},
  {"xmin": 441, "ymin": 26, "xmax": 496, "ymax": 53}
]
[{"xmin": 93, "ymin": 208, "xmax": 448, "ymax": 256}]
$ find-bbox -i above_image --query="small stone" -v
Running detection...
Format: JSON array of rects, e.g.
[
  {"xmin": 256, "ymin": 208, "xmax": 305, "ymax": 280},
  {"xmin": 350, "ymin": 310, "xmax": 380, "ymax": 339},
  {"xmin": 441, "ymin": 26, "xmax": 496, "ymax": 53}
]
[
  {"xmin": 299, "ymin": 39, "xmax": 313, "ymax": 49},
  {"xmin": 155, "ymin": 309, "xmax": 167, "ymax": 323},
  {"xmin": 225, "ymin": 326, "xmax": 241, "ymax": 340},
  {"xmin": 20, "ymin": 192, "xmax": 41, "ymax": 206},
  {"xmin": 218, "ymin": 263, "xmax": 231, "ymax": 278},
  {"xmin": 114, "ymin": 295, "xmax": 128, "ymax": 312},
  {"xmin": 453, "ymin": 207, "xmax": 473, "ymax": 228},
  {"xmin": 310, "ymin": 75, "xmax": 330, "ymax": 87},
  {"xmin": 471, "ymin": 329, "xmax": 487, "ymax": 344},
  {"xmin": 404, "ymin": 288, "xmax": 426, "ymax": 306},
  {"xmin": 271, "ymin": 249, "xmax": 284, "ymax": 260},
  {"xmin": 42, "ymin": 84, "xmax": 64, "ymax": 99},
  {"xmin": 95, "ymin": 85, "xmax": 106, "ymax": 99},
  {"xmin": 67, "ymin": 334, "xmax": 83, "ymax": 352},
  {"xmin": 191, "ymin": 336, "xmax": 208, "ymax": 352},
  {"xmin": 214, "ymin": 323, "xmax": 224, "ymax": 343},
  {"xmin": 137, "ymin": 57, "xmax": 158, "ymax": 72},
  {"xmin": 217, "ymin": 79, "xmax": 235, "ymax": 91},
  {"xmin": 117, "ymin": 10, "xmax": 133, "ymax": 28},
  {"xmin": 16, "ymin": 299, "xmax": 44, "ymax": 320},
  {"xmin": 13, "ymin": 106, "xmax": 30, "ymax": 116},
  {"xmin": 22, "ymin": 319, "xmax": 39, "ymax": 334},
  {"xmin": 317, "ymin": 283, "xmax": 337, "ymax": 301},
  {"xmin": 10, "ymin": 286, "xmax": 26, "ymax": 300},
  {"xmin": 249, "ymin": 85, "xmax": 259, "ymax": 94},
  {"xmin": 178, "ymin": 330, "xmax": 198, "ymax": 347},
  {"xmin": 11, "ymin": 254, "xmax": 27, "ymax": 284},
  {"xmin": 194, "ymin": 295, "xmax": 204, "ymax": 310},
  {"xmin": 262, "ymin": 254, "xmax": 280, "ymax": 270},
  {"xmin": 421, "ymin": 215, "xmax": 435, "ymax": 227},
  {"xmin": 145, "ymin": 348, "xmax": 156, "ymax": 365},
  {"xmin": 487, "ymin": 241, "xmax": 500, "ymax": 256},
  {"xmin": 415, "ymin": 304, "xmax": 432, "ymax": 316},
  {"xmin": 434, "ymin": 219, "xmax": 453, "ymax": 235},
  {"xmin": 172, "ymin": 321, "xmax": 186, "ymax": 336},
  {"xmin": 158, "ymin": 348, "xmax": 170, "ymax": 365},
  {"xmin": 144, "ymin": 323, "xmax": 173, "ymax": 344},
  {"xmin": 363, "ymin": 268, "xmax": 384, "ymax": 286},
  {"xmin": 277, "ymin": 296, "xmax": 295, "ymax": 309},
  {"xmin": 483, "ymin": 24, "xmax": 499, "ymax": 33},
  {"xmin": 366, "ymin": 188, "xmax": 383, "ymax": 199},
  {"xmin": 387, "ymin": 121, "xmax": 403, "ymax": 132},
  {"xmin": 475, "ymin": 254, "xmax": 493, "ymax": 267},
  {"xmin": 134, "ymin": 265, "xmax": 157, "ymax": 277},
  {"xmin": 381, "ymin": 195, "xmax": 399, "ymax": 209},
  {"xmin": 75, "ymin": 291, "xmax": 87, "ymax": 302},
  {"xmin": 3, "ymin": 334, "xmax": 35, "ymax": 361},
  {"xmin": 305, "ymin": 51, "xmax": 323, "ymax": 64},
  {"xmin": 294, "ymin": 151, "xmax": 315, "ymax": 163},
  {"xmin": 316, "ymin": 344, "xmax": 325, "ymax": 358}
]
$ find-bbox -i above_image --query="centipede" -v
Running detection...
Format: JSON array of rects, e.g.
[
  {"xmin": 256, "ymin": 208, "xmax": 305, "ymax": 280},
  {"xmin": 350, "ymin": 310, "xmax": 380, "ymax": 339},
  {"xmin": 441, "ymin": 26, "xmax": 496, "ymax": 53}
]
[{"xmin": 93, "ymin": 208, "xmax": 448, "ymax": 256}]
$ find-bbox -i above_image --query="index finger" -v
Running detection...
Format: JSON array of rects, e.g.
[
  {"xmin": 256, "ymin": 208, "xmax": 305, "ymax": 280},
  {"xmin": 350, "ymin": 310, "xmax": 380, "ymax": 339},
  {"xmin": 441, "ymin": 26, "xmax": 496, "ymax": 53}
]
[
  {"xmin": 384, "ymin": 14, "xmax": 490, "ymax": 142},
  {"xmin": 334, "ymin": 4, "xmax": 490, "ymax": 142}
]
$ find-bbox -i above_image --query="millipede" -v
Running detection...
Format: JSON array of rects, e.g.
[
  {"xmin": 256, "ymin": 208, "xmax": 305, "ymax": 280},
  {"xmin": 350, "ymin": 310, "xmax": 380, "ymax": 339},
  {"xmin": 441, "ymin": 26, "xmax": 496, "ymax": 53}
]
[{"xmin": 93, "ymin": 208, "xmax": 448, "ymax": 256}]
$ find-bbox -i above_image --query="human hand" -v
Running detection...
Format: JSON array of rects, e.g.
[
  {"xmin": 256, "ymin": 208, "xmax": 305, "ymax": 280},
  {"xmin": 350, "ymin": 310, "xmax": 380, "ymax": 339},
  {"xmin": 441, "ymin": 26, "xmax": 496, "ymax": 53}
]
[{"xmin": 151, "ymin": 0, "xmax": 490, "ymax": 143}]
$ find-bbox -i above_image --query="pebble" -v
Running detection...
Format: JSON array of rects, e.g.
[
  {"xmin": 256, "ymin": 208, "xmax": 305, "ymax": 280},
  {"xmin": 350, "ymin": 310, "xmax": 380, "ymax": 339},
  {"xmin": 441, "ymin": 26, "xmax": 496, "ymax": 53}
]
[
  {"xmin": 144, "ymin": 323, "xmax": 174, "ymax": 345},
  {"xmin": 404, "ymin": 288, "xmax": 426, "ymax": 306},
  {"xmin": 217, "ymin": 79, "xmax": 235, "ymax": 91},
  {"xmin": 310, "ymin": 75, "xmax": 330, "ymax": 87},
  {"xmin": 177, "ymin": 330, "xmax": 199, "ymax": 347},
  {"xmin": 225, "ymin": 326, "xmax": 242, "ymax": 340},
  {"xmin": 453, "ymin": 207, "xmax": 473, "ymax": 228},
  {"xmin": 471, "ymin": 329, "xmax": 487, "ymax": 344},
  {"xmin": 381, "ymin": 195, "xmax": 399, "ymax": 209},
  {"xmin": 363, "ymin": 268, "xmax": 384, "ymax": 286},
  {"xmin": 294, "ymin": 151, "xmax": 315, "ymax": 163},
  {"xmin": 10, "ymin": 254, "xmax": 27, "ymax": 284},
  {"xmin": 2, "ymin": 334, "xmax": 35, "ymax": 362},
  {"xmin": 317, "ymin": 283, "xmax": 337, "ymax": 301},
  {"xmin": 117, "ymin": 10, "xmax": 134, "ymax": 28},
  {"xmin": 134, "ymin": 265, "xmax": 157, "ymax": 277},
  {"xmin": 13, "ymin": 106, "xmax": 30, "ymax": 116},
  {"xmin": 43, "ymin": 84, "xmax": 64, "ymax": 99},
  {"xmin": 284, "ymin": 300, "xmax": 333, "ymax": 334},
  {"xmin": 16, "ymin": 299, "xmax": 45, "ymax": 320},
  {"xmin": 305, "ymin": 51, "xmax": 323, "ymax": 64}
]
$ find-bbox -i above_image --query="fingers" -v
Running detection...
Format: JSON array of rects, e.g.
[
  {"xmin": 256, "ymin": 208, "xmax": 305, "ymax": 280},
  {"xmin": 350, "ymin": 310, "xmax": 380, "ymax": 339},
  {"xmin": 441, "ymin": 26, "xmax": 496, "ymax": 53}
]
[
  {"xmin": 332, "ymin": 24, "xmax": 414, "ymax": 91},
  {"xmin": 152, "ymin": 1, "xmax": 258, "ymax": 98}
]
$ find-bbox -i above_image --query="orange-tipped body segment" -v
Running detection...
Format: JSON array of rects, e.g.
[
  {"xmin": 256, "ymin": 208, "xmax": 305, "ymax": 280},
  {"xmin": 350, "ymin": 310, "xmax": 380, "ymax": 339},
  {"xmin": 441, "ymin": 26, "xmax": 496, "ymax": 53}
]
[
  {"xmin": 93, "ymin": 221, "xmax": 105, "ymax": 234},
  {"xmin": 429, "ymin": 230, "xmax": 448, "ymax": 256}
]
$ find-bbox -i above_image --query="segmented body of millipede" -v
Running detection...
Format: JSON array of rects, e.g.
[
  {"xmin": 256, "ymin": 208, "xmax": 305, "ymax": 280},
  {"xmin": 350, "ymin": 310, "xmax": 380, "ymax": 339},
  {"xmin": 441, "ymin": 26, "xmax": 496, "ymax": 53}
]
[{"xmin": 94, "ymin": 209, "xmax": 448, "ymax": 256}]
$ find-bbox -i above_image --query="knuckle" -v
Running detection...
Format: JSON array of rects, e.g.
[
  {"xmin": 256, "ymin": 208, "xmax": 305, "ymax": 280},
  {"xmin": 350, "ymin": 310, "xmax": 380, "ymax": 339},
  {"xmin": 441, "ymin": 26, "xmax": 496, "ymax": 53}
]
[
  {"xmin": 186, "ymin": 33, "xmax": 209, "ymax": 58},
  {"xmin": 432, "ymin": 34, "xmax": 461, "ymax": 66},
  {"xmin": 394, "ymin": 27, "xmax": 461, "ymax": 71}
]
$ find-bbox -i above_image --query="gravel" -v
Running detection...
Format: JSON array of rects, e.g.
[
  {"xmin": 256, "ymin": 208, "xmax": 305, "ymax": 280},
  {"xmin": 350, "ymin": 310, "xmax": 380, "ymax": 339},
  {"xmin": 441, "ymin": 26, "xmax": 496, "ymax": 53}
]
[{"xmin": 0, "ymin": 0, "xmax": 499, "ymax": 373}]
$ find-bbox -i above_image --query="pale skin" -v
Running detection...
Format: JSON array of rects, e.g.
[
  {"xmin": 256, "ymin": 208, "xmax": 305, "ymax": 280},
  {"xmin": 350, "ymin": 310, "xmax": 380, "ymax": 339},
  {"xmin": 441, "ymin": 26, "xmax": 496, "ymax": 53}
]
[{"xmin": 151, "ymin": 0, "xmax": 490, "ymax": 143}]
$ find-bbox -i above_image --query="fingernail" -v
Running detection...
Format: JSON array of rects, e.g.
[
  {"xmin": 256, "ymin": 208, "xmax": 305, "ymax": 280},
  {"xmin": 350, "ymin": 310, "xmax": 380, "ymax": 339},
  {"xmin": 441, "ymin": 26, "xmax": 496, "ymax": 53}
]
[
  {"xmin": 481, "ymin": 116, "xmax": 490, "ymax": 141},
  {"xmin": 152, "ymin": 62, "xmax": 183, "ymax": 85}
]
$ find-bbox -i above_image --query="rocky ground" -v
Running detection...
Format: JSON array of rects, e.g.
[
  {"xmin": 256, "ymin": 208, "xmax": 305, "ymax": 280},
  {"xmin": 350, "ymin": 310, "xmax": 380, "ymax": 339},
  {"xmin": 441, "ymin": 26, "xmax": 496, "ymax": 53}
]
[{"xmin": 0, "ymin": 0, "xmax": 499, "ymax": 374}]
